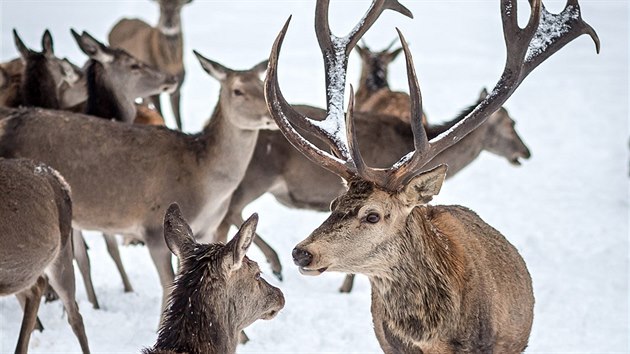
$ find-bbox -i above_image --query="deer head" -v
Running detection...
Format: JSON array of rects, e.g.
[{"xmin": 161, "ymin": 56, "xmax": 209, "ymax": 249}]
[
  {"xmin": 264, "ymin": 0, "xmax": 599, "ymax": 276},
  {"xmin": 161, "ymin": 204, "xmax": 284, "ymax": 332},
  {"xmin": 71, "ymin": 29, "xmax": 178, "ymax": 100},
  {"xmin": 194, "ymin": 51, "xmax": 277, "ymax": 130}
]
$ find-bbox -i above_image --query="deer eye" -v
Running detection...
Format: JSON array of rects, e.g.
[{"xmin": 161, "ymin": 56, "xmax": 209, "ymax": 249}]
[
  {"xmin": 233, "ymin": 89, "xmax": 244, "ymax": 96},
  {"xmin": 130, "ymin": 63, "xmax": 141, "ymax": 70},
  {"xmin": 255, "ymin": 271, "xmax": 261, "ymax": 281},
  {"xmin": 366, "ymin": 212, "xmax": 380, "ymax": 224}
]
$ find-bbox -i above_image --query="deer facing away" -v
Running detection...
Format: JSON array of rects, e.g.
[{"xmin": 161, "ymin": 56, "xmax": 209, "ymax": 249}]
[
  {"xmin": 0, "ymin": 158, "xmax": 90, "ymax": 354},
  {"xmin": 109, "ymin": 0, "xmax": 193, "ymax": 129},
  {"xmin": 143, "ymin": 204, "xmax": 284, "ymax": 354},
  {"xmin": 266, "ymin": 0, "xmax": 598, "ymax": 352}
]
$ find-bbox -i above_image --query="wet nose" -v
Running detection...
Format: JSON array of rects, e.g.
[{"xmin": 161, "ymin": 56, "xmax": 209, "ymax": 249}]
[
  {"xmin": 292, "ymin": 247, "xmax": 313, "ymax": 267},
  {"xmin": 166, "ymin": 75, "xmax": 178, "ymax": 87},
  {"xmin": 522, "ymin": 146, "xmax": 532, "ymax": 159}
]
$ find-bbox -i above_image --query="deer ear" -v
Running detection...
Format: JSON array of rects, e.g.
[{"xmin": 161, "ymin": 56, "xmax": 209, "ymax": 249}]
[
  {"xmin": 42, "ymin": 30, "xmax": 54, "ymax": 56},
  {"xmin": 251, "ymin": 59, "xmax": 269, "ymax": 78},
  {"xmin": 398, "ymin": 164, "xmax": 448, "ymax": 207},
  {"xmin": 13, "ymin": 29, "xmax": 31, "ymax": 60},
  {"xmin": 72, "ymin": 29, "xmax": 113, "ymax": 64},
  {"xmin": 163, "ymin": 203, "xmax": 195, "ymax": 259},
  {"xmin": 223, "ymin": 213, "xmax": 258, "ymax": 273},
  {"xmin": 194, "ymin": 50, "xmax": 228, "ymax": 82},
  {"xmin": 388, "ymin": 47, "xmax": 403, "ymax": 61}
]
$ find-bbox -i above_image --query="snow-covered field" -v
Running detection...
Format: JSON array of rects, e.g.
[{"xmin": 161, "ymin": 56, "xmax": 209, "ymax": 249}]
[{"xmin": 0, "ymin": 0, "xmax": 628, "ymax": 353}]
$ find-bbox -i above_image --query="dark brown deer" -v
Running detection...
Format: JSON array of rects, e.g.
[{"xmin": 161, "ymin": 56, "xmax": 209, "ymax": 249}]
[
  {"xmin": 0, "ymin": 58, "xmax": 22, "ymax": 107},
  {"xmin": 355, "ymin": 40, "xmax": 428, "ymax": 127},
  {"xmin": 13, "ymin": 29, "xmax": 65, "ymax": 109},
  {"xmin": 0, "ymin": 51, "xmax": 275, "ymax": 326},
  {"xmin": 143, "ymin": 204, "xmax": 284, "ymax": 354},
  {"xmin": 266, "ymin": 0, "xmax": 598, "ymax": 352},
  {"xmin": 0, "ymin": 158, "xmax": 90, "ymax": 354},
  {"xmin": 109, "ymin": 0, "xmax": 193, "ymax": 129}
]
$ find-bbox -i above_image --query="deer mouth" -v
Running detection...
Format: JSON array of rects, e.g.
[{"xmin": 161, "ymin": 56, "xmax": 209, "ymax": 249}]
[
  {"xmin": 262, "ymin": 309, "xmax": 279, "ymax": 320},
  {"xmin": 298, "ymin": 266, "xmax": 328, "ymax": 276}
]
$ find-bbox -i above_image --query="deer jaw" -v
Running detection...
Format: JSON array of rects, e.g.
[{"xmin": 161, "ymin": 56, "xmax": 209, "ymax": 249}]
[
  {"xmin": 483, "ymin": 107, "xmax": 531, "ymax": 165},
  {"xmin": 293, "ymin": 165, "xmax": 447, "ymax": 277}
]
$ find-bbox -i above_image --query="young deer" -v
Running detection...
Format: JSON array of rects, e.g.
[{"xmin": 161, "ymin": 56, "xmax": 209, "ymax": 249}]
[
  {"xmin": 267, "ymin": 0, "xmax": 598, "ymax": 352},
  {"xmin": 143, "ymin": 204, "xmax": 284, "ymax": 354},
  {"xmin": 109, "ymin": 0, "xmax": 193, "ymax": 129},
  {"xmin": 0, "ymin": 52, "xmax": 276, "ymax": 325},
  {"xmin": 0, "ymin": 158, "xmax": 90, "ymax": 354}
]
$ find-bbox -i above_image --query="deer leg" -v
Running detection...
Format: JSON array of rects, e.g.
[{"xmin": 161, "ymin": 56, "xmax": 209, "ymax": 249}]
[
  {"xmin": 72, "ymin": 230, "xmax": 100, "ymax": 309},
  {"xmin": 169, "ymin": 88, "xmax": 183, "ymax": 130},
  {"xmin": 46, "ymin": 238, "xmax": 90, "ymax": 354},
  {"xmin": 16, "ymin": 291, "xmax": 45, "ymax": 332},
  {"xmin": 103, "ymin": 233, "xmax": 134, "ymax": 293},
  {"xmin": 14, "ymin": 276, "xmax": 47, "ymax": 354},
  {"xmin": 150, "ymin": 94, "xmax": 162, "ymax": 117},
  {"xmin": 339, "ymin": 274, "xmax": 355, "ymax": 293},
  {"xmin": 145, "ymin": 230, "xmax": 175, "ymax": 330},
  {"xmin": 227, "ymin": 213, "xmax": 283, "ymax": 281}
]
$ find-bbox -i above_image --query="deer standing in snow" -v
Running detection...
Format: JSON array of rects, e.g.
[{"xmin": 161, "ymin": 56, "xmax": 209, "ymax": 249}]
[
  {"xmin": 267, "ymin": 0, "xmax": 598, "ymax": 352},
  {"xmin": 0, "ymin": 158, "xmax": 90, "ymax": 354}
]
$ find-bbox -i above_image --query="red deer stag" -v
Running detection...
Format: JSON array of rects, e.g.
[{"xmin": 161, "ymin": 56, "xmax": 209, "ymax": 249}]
[
  {"xmin": 0, "ymin": 52, "xmax": 276, "ymax": 327},
  {"xmin": 109, "ymin": 0, "xmax": 193, "ymax": 129},
  {"xmin": 143, "ymin": 204, "xmax": 284, "ymax": 354},
  {"xmin": 266, "ymin": 0, "xmax": 599, "ymax": 352},
  {"xmin": 0, "ymin": 158, "xmax": 90, "ymax": 354}
]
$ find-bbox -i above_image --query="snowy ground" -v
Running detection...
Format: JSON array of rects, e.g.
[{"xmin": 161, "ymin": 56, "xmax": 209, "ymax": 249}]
[{"xmin": 0, "ymin": 1, "xmax": 628, "ymax": 353}]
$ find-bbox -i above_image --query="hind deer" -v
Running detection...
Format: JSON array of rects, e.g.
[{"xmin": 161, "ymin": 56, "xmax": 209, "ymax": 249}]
[
  {"xmin": 0, "ymin": 158, "xmax": 90, "ymax": 354},
  {"xmin": 109, "ymin": 0, "xmax": 193, "ymax": 129},
  {"xmin": 0, "ymin": 51, "xmax": 276, "ymax": 327},
  {"xmin": 143, "ymin": 204, "xmax": 284, "ymax": 354},
  {"xmin": 266, "ymin": 0, "xmax": 598, "ymax": 352}
]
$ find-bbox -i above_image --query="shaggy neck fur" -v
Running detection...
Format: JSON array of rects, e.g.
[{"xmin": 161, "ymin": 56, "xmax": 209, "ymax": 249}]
[
  {"xmin": 85, "ymin": 60, "xmax": 135, "ymax": 123},
  {"xmin": 21, "ymin": 55, "xmax": 60, "ymax": 109},
  {"xmin": 146, "ymin": 244, "xmax": 239, "ymax": 354},
  {"xmin": 369, "ymin": 206, "xmax": 466, "ymax": 347},
  {"xmin": 361, "ymin": 58, "xmax": 389, "ymax": 93}
]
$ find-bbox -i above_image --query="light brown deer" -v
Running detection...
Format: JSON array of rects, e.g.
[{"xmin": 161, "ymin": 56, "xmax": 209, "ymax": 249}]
[
  {"xmin": 266, "ymin": 0, "xmax": 599, "ymax": 352},
  {"xmin": 0, "ymin": 51, "xmax": 275, "ymax": 325},
  {"xmin": 143, "ymin": 204, "xmax": 284, "ymax": 354},
  {"xmin": 108, "ymin": 0, "xmax": 193, "ymax": 129},
  {"xmin": 0, "ymin": 158, "xmax": 90, "ymax": 354}
]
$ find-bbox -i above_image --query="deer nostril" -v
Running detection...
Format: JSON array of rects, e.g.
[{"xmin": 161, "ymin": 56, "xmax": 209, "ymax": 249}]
[{"xmin": 292, "ymin": 247, "xmax": 313, "ymax": 267}]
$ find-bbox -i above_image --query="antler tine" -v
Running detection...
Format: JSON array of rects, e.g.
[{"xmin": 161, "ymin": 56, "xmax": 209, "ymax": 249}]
[
  {"xmin": 386, "ymin": 0, "xmax": 599, "ymax": 188},
  {"xmin": 265, "ymin": 17, "xmax": 356, "ymax": 180}
]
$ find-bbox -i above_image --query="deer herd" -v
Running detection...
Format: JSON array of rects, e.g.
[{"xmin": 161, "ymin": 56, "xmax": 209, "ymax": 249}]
[{"xmin": 0, "ymin": 0, "xmax": 599, "ymax": 353}]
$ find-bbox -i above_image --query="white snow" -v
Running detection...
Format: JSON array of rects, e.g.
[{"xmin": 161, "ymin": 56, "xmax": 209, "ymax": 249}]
[
  {"xmin": 526, "ymin": 5, "xmax": 580, "ymax": 62},
  {"xmin": 0, "ymin": 1, "xmax": 627, "ymax": 353}
]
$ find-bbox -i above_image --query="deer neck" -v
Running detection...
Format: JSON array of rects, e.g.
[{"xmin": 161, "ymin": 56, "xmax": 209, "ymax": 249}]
[
  {"xmin": 357, "ymin": 64, "xmax": 389, "ymax": 105},
  {"xmin": 21, "ymin": 56, "xmax": 60, "ymax": 109},
  {"xmin": 84, "ymin": 61, "xmax": 136, "ymax": 123},
  {"xmin": 197, "ymin": 103, "xmax": 260, "ymax": 185},
  {"xmin": 369, "ymin": 206, "xmax": 464, "ymax": 345},
  {"xmin": 153, "ymin": 271, "xmax": 240, "ymax": 354},
  {"xmin": 431, "ymin": 121, "xmax": 488, "ymax": 178}
]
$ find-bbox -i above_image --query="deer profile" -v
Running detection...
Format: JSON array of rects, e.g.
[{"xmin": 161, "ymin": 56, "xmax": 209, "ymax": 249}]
[
  {"xmin": 266, "ymin": 0, "xmax": 598, "ymax": 352},
  {"xmin": 143, "ymin": 204, "xmax": 284, "ymax": 354},
  {"xmin": 0, "ymin": 51, "xmax": 276, "ymax": 327},
  {"xmin": 0, "ymin": 158, "xmax": 90, "ymax": 353},
  {"xmin": 108, "ymin": 0, "xmax": 193, "ymax": 129}
]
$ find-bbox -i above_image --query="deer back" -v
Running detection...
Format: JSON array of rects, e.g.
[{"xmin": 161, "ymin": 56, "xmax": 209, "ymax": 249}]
[{"xmin": 0, "ymin": 158, "xmax": 71, "ymax": 296}]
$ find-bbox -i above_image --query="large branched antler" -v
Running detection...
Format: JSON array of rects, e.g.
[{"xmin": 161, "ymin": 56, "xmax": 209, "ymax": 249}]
[{"xmin": 266, "ymin": 0, "xmax": 599, "ymax": 191}]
